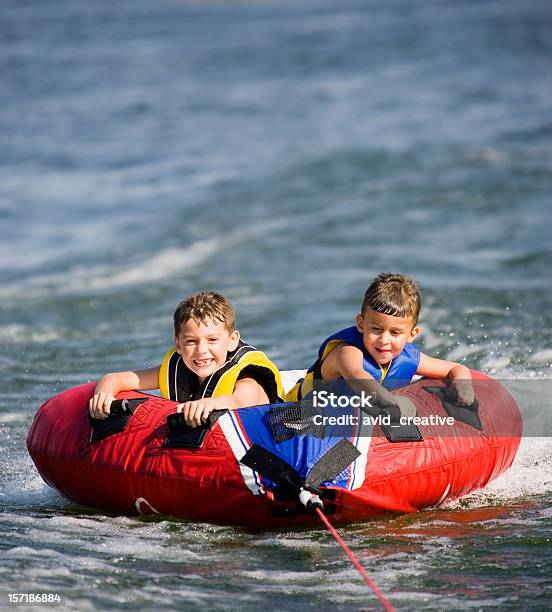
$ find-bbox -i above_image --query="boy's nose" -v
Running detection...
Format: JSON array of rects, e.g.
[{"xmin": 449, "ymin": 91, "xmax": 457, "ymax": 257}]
[{"xmin": 196, "ymin": 341, "xmax": 209, "ymax": 355}]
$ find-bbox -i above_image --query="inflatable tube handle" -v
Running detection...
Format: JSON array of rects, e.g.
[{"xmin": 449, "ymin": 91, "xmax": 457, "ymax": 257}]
[
  {"xmin": 89, "ymin": 398, "xmax": 148, "ymax": 443},
  {"xmin": 162, "ymin": 409, "xmax": 226, "ymax": 449},
  {"xmin": 424, "ymin": 383, "xmax": 482, "ymax": 431},
  {"xmin": 443, "ymin": 385, "xmax": 480, "ymax": 412},
  {"xmin": 373, "ymin": 399, "xmax": 424, "ymax": 443}
]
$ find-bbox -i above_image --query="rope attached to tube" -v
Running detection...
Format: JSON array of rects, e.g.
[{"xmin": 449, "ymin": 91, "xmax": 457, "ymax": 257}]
[{"xmin": 314, "ymin": 507, "xmax": 395, "ymax": 612}]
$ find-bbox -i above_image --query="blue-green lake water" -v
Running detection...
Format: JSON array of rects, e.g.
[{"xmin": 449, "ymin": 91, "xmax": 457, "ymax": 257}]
[{"xmin": 1, "ymin": 0, "xmax": 551, "ymax": 609}]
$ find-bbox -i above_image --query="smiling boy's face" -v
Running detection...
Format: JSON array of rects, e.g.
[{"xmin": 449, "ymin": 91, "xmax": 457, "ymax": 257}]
[
  {"xmin": 356, "ymin": 308, "xmax": 419, "ymax": 366},
  {"xmin": 174, "ymin": 317, "xmax": 239, "ymax": 383}
]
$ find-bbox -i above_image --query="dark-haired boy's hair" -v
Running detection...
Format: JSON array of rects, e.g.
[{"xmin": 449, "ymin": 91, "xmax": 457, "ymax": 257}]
[
  {"xmin": 173, "ymin": 291, "xmax": 235, "ymax": 336},
  {"xmin": 361, "ymin": 273, "xmax": 421, "ymax": 325}
]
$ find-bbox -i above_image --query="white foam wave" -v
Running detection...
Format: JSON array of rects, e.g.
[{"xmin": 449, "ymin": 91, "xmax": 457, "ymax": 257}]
[
  {"xmin": 528, "ymin": 349, "xmax": 552, "ymax": 366},
  {"xmin": 464, "ymin": 305, "xmax": 511, "ymax": 317},
  {"xmin": 0, "ymin": 468, "xmax": 66, "ymax": 508},
  {"xmin": 481, "ymin": 355, "xmax": 512, "ymax": 371},
  {"xmin": 446, "ymin": 437, "xmax": 552, "ymax": 508},
  {"xmin": 90, "ymin": 241, "xmax": 222, "ymax": 290},
  {"xmin": 443, "ymin": 344, "xmax": 483, "ymax": 362},
  {"xmin": 0, "ymin": 412, "xmax": 23, "ymax": 424},
  {"xmin": 1, "ymin": 217, "xmax": 291, "ymax": 300},
  {"xmin": 0, "ymin": 324, "xmax": 63, "ymax": 343},
  {"xmin": 0, "ymin": 238, "xmax": 222, "ymax": 299}
]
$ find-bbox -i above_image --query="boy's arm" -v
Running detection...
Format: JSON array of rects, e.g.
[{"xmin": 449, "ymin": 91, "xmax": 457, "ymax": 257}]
[
  {"xmin": 177, "ymin": 378, "xmax": 269, "ymax": 428},
  {"xmin": 88, "ymin": 366, "xmax": 160, "ymax": 419},
  {"xmin": 328, "ymin": 345, "xmax": 417, "ymax": 417},
  {"xmin": 416, "ymin": 354, "xmax": 474, "ymax": 405}
]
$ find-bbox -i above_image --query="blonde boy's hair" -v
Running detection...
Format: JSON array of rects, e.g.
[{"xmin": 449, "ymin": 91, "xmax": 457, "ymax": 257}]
[
  {"xmin": 173, "ymin": 291, "xmax": 236, "ymax": 335},
  {"xmin": 361, "ymin": 273, "xmax": 421, "ymax": 325}
]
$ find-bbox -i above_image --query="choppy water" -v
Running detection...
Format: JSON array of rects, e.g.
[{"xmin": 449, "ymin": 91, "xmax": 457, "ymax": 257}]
[{"xmin": 1, "ymin": 0, "xmax": 551, "ymax": 609}]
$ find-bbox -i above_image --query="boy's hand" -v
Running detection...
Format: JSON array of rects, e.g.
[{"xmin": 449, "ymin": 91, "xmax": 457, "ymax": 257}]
[
  {"xmin": 177, "ymin": 399, "xmax": 218, "ymax": 428},
  {"xmin": 393, "ymin": 396, "xmax": 417, "ymax": 419},
  {"xmin": 451, "ymin": 379, "xmax": 475, "ymax": 406},
  {"xmin": 89, "ymin": 392, "xmax": 115, "ymax": 419}
]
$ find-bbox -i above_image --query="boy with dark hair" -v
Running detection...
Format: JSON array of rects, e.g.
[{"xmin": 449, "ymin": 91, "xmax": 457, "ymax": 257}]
[{"xmin": 286, "ymin": 273, "xmax": 474, "ymax": 416}]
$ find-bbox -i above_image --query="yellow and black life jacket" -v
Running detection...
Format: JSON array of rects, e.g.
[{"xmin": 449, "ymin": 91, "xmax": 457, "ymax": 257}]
[{"xmin": 159, "ymin": 340, "xmax": 284, "ymax": 404}]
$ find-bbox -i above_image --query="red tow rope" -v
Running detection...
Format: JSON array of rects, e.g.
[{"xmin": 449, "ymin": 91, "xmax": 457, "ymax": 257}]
[{"xmin": 315, "ymin": 508, "xmax": 395, "ymax": 612}]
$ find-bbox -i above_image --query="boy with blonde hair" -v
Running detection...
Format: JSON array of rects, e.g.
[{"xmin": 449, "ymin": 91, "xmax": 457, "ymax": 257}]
[
  {"xmin": 286, "ymin": 273, "xmax": 474, "ymax": 416},
  {"xmin": 89, "ymin": 291, "xmax": 284, "ymax": 427}
]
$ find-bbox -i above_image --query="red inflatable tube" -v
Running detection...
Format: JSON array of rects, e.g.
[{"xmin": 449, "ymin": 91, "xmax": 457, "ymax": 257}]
[{"xmin": 27, "ymin": 371, "xmax": 521, "ymax": 528}]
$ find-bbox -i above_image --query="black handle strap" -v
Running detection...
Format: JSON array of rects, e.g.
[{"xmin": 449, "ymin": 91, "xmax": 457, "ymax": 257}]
[
  {"xmin": 424, "ymin": 383, "xmax": 482, "ymax": 430},
  {"xmin": 368, "ymin": 397, "xmax": 424, "ymax": 443},
  {"xmin": 162, "ymin": 409, "xmax": 226, "ymax": 449},
  {"xmin": 89, "ymin": 398, "xmax": 148, "ymax": 443}
]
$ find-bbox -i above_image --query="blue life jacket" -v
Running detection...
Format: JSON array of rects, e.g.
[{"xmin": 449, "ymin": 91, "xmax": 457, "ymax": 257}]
[{"xmin": 285, "ymin": 326, "xmax": 420, "ymax": 401}]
